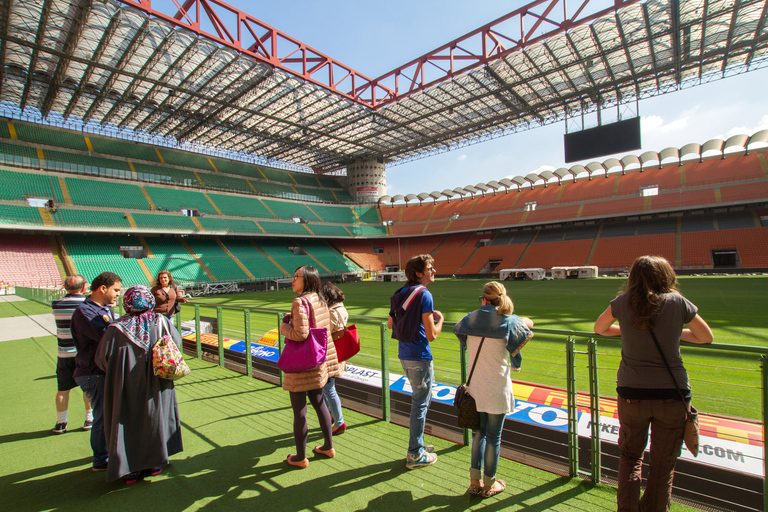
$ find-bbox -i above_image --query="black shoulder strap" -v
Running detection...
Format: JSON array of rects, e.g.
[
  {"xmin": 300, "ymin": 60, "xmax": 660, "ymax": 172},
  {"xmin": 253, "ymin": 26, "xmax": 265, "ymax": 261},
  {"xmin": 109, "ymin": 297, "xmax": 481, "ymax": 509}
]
[
  {"xmin": 648, "ymin": 328, "xmax": 689, "ymax": 406},
  {"xmin": 466, "ymin": 337, "xmax": 486, "ymax": 385}
]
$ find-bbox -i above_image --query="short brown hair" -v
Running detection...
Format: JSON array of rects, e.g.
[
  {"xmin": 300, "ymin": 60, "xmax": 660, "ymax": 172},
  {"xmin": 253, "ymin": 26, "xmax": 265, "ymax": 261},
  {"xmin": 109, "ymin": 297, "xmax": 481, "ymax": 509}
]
[{"xmin": 404, "ymin": 254, "xmax": 434, "ymax": 286}]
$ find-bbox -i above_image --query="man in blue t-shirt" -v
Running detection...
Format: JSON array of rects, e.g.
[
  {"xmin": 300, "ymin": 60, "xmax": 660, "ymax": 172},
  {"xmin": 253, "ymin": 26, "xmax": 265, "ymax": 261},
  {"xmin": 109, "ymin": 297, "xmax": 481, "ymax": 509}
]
[{"xmin": 388, "ymin": 254, "xmax": 444, "ymax": 470}]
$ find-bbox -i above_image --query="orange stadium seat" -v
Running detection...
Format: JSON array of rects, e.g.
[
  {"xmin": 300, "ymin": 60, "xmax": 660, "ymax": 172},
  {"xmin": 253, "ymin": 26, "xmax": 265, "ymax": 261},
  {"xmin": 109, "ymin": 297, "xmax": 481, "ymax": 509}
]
[
  {"xmin": 720, "ymin": 181, "xmax": 768, "ymax": 203},
  {"xmin": 680, "ymin": 188, "xmax": 717, "ymax": 208},
  {"xmin": 469, "ymin": 191, "xmax": 519, "ymax": 215},
  {"xmin": 590, "ymin": 234, "xmax": 676, "ymax": 270},
  {"xmin": 432, "ymin": 233, "xmax": 486, "ymax": 274},
  {"xmin": 525, "ymin": 204, "xmax": 581, "ymax": 223},
  {"xmin": 459, "ymin": 244, "xmax": 528, "ymax": 274},
  {"xmin": 581, "ymin": 196, "xmax": 645, "ymax": 218},
  {"xmin": 517, "ymin": 239, "xmax": 593, "ymax": 268},
  {"xmin": 557, "ymin": 176, "xmax": 617, "ymax": 204},
  {"xmin": 681, "ymin": 227, "xmax": 768, "ymax": 268}
]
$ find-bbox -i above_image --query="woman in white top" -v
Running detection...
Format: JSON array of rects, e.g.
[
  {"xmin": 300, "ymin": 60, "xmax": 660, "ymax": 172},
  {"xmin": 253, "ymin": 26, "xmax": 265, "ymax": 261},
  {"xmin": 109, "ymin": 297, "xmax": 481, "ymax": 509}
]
[
  {"xmin": 453, "ymin": 281, "xmax": 534, "ymax": 498},
  {"xmin": 321, "ymin": 281, "xmax": 348, "ymax": 435}
]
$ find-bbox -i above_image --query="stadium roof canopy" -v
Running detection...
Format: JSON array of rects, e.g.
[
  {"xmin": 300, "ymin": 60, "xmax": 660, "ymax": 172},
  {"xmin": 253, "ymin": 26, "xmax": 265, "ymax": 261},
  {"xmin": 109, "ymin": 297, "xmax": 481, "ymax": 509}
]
[{"xmin": 2, "ymin": 0, "xmax": 767, "ymax": 174}]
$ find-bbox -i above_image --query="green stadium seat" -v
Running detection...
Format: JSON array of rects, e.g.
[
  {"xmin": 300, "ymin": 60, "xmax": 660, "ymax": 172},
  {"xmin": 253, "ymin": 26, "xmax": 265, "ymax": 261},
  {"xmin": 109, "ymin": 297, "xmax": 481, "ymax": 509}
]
[
  {"xmin": 65, "ymin": 177, "xmax": 149, "ymax": 209},
  {"xmin": 13, "ymin": 123, "xmax": 89, "ymax": 152},
  {"xmin": 89, "ymin": 136, "xmax": 161, "ymax": 162}
]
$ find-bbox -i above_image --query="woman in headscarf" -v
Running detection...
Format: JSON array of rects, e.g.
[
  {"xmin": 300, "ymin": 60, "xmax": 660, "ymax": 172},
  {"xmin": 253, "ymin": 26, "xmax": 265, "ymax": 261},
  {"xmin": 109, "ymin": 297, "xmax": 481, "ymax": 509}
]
[{"xmin": 96, "ymin": 285, "xmax": 183, "ymax": 484}]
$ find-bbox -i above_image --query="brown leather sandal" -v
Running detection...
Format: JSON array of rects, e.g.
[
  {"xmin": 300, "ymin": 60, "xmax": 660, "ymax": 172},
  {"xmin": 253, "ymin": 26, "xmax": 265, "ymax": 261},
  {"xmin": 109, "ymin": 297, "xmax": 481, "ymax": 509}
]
[{"xmin": 482, "ymin": 479, "xmax": 506, "ymax": 498}]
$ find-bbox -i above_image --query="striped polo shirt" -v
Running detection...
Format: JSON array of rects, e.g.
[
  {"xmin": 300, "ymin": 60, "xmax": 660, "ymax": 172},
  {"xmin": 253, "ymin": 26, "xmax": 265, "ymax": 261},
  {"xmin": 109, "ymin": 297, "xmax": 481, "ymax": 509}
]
[{"xmin": 51, "ymin": 294, "xmax": 86, "ymax": 358}]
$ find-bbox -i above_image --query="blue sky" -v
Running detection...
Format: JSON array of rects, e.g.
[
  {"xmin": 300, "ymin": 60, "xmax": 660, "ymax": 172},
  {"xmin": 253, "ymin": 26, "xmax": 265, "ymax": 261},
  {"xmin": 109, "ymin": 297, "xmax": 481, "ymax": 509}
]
[{"xmin": 202, "ymin": 0, "xmax": 768, "ymax": 196}]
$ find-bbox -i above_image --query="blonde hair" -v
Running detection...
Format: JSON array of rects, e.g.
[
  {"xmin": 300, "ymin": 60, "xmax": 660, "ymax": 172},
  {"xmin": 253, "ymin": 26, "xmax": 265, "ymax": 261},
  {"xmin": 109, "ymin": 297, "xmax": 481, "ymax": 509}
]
[{"xmin": 482, "ymin": 281, "xmax": 514, "ymax": 315}]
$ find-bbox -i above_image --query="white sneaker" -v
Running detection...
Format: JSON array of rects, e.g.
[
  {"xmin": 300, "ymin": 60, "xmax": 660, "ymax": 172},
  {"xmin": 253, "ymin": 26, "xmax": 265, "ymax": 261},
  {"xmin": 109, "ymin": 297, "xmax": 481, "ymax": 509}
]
[{"xmin": 406, "ymin": 450, "xmax": 437, "ymax": 470}]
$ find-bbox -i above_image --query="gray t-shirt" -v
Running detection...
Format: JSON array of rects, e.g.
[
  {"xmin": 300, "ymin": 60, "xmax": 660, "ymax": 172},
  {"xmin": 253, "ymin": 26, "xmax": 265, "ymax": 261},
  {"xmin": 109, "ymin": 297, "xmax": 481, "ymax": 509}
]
[{"xmin": 611, "ymin": 292, "xmax": 698, "ymax": 390}]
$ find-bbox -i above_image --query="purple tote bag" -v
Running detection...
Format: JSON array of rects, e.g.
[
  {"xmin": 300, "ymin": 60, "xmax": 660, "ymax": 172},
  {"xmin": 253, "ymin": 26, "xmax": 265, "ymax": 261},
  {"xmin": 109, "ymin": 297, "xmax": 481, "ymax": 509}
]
[{"xmin": 276, "ymin": 296, "xmax": 328, "ymax": 373}]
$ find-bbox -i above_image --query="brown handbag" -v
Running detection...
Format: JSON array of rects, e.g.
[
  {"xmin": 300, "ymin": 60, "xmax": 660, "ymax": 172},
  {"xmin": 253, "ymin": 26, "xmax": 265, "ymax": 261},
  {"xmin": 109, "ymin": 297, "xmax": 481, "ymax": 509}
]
[
  {"xmin": 454, "ymin": 337, "xmax": 486, "ymax": 430},
  {"xmin": 649, "ymin": 328, "xmax": 700, "ymax": 457}
]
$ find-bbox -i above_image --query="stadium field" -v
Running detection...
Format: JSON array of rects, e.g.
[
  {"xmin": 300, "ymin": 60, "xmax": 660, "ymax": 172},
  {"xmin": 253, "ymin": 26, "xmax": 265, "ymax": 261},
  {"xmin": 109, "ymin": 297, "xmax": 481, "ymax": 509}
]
[{"xmin": 186, "ymin": 276, "xmax": 768, "ymax": 421}]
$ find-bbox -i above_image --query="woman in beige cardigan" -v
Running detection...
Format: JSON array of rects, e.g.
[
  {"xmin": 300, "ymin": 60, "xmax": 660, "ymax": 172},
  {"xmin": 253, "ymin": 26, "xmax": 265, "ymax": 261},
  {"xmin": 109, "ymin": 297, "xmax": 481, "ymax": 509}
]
[{"xmin": 281, "ymin": 265, "xmax": 341, "ymax": 468}]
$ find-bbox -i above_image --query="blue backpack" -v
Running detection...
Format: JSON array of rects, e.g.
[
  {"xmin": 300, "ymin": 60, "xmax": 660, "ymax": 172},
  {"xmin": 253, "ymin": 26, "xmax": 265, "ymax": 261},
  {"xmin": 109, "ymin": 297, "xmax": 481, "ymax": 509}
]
[{"xmin": 389, "ymin": 285, "xmax": 425, "ymax": 342}]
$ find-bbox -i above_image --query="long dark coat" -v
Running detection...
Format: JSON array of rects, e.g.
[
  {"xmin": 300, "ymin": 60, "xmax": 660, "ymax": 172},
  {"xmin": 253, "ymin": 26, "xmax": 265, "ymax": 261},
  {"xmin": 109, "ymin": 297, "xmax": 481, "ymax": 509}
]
[{"xmin": 96, "ymin": 314, "xmax": 183, "ymax": 482}]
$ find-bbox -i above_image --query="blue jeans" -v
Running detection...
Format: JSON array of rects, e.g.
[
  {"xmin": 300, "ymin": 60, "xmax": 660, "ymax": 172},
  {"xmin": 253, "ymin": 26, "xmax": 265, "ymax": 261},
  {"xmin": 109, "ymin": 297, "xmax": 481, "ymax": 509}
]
[
  {"xmin": 400, "ymin": 359, "xmax": 434, "ymax": 456},
  {"xmin": 322, "ymin": 377, "xmax": 344, "ymax": 427},
  {"xmin": 470, "ymin": 412, "xmax": 506, "ymax": 486},
  {"xmin": 75, "ymin": 375, "xmax": 108, "ymax": 467}
]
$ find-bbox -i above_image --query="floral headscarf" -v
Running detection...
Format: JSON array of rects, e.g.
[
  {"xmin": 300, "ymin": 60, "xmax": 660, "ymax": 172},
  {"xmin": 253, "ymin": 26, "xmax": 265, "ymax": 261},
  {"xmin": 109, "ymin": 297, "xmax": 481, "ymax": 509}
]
[{"xmin": 115, "ymin": 285, "xmax": 156, "ymax": 350}]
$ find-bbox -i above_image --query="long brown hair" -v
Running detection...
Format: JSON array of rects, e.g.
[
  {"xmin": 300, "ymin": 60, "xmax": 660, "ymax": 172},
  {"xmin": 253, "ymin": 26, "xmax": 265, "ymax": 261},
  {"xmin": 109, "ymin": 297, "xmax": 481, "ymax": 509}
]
[{"xmin": 623, "ymin": 255, "xmax": 680, "ymax": 331}]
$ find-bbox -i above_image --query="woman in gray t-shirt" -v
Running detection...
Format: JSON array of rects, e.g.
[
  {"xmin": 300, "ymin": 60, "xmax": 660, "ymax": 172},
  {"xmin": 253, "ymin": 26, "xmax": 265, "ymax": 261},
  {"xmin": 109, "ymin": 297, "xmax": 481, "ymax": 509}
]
[{"xmin": 594, "ymin": 255, "xmax": 713, "ymax": 512}]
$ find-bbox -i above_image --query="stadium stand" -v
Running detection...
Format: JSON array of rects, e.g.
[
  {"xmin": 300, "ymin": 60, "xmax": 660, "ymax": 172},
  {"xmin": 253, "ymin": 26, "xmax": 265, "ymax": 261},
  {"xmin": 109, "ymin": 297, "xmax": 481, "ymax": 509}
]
[
  {"xmin": 206, "ymin": 193, "xmax": 275, "ymax": 218},
  {"xmin": 65, "ymin": 177, "xmax": 149, "ymax": 210},
  {"xmin": 55, "ymin": 208, "xmax": 133, "ymax": 230},
  {"xmin": 0, "ymin": 234, "xmax": 62, "ymax": 287},
  {"xmin": 88, "ymin": 135, "xmax": 161, "ymax": 162},
  {"xmin": 63, "ymin": 234, "xmax": 150, "ymax": 286},
  {"xmin": 141, "ymin": 238, "xmax": 210, "ymax": 283},
  {"xmin": 12, "ymin": 122, "xmax": 89, "ymax": 152},
  {"xmin": 0, "ymin": 168, "xmax": 63, "ymax": 202},
  {"xmin": 591, "ymin": 234, "xmax": 677, "ymax": 270},
  {"xmin": 516, "ymin": 239, "xmax": 594, "ymax": 269},
  {"xmin": 681, "ymin": 227, "xmax": 768, "ymax": 268},
  {"xmin": 183, "ymin": 238, "xmax": 251, "ymax": 282},
  {"xmin": 0, "ymin": 204, "xmax": 46, "ymax": 226},
  {"xmin": 131, "ymin": 213, "xmax": 197, "ymax": 232},
  {"xmin": 132, "ymin": 162, "xmax": 201, "ymax": 187},
  {"xmin": 144, "ymin": 186, "xmax": 221, "ymax": 215}
]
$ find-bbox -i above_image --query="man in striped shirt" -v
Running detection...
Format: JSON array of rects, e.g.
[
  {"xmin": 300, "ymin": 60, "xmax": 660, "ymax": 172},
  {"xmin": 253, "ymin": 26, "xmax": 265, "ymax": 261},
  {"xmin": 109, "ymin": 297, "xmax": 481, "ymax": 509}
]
[{"xmin": 51, "ymin": 275, "xmax": 92, "ymax": 434}]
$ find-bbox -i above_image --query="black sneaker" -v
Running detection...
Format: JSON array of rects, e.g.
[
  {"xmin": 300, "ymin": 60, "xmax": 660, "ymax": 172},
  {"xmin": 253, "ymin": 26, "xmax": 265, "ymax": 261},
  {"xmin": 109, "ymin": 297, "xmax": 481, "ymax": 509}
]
[
  {"xmin": 83, "ymin": 419, "xmax": 93, "ymax": 431},
  {"xmin": 52, "ymin": 422, "xmax": 67, "ymax": 434},
  {"xmin": 92, "ymin": 462, "xmax": 109, "ymax": 472}
]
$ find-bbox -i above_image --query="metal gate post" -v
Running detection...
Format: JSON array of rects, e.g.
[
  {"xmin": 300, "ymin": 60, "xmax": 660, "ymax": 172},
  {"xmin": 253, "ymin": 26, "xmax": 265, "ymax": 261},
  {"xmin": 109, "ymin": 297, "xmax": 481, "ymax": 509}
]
[
  {"xmin": 194, "ymin": 304, "xmax": 201, "ymax": 359},
  {"xmin": 566, "ymin": 336, "xmax": 578, "ymax": 477},
  {"xmin": 216, "ymin": 306, "xmax": 224, "ymax": 367},
  {"xmin": 460, "ymin": 341, "xmax": 470, "ymax": 446},
  {"xmin": 381, "ymin": 321, "xmax": 390, "ymax": 423},
  {"xmin": 588, "ymin": 337, "xmax": 601, "ymax": 483},
  {"xmin": 244, "ymin": 309, "xmax": 252, "ymax": 378}
]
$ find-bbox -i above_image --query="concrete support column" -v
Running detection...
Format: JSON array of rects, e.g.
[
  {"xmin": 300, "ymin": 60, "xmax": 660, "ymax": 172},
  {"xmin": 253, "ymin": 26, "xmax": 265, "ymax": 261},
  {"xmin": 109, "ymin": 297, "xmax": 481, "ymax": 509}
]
[{"xmin": 346, "ymin": 159, "xmax": 386, "ymax": 202}]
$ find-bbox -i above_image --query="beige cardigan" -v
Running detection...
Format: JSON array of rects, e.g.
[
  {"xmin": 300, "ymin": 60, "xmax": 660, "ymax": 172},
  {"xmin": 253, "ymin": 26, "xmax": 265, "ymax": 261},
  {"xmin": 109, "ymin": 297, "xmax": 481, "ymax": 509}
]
[{"xmin": 280, "ymin": 292, "xmax": 340, "ymax": 392}]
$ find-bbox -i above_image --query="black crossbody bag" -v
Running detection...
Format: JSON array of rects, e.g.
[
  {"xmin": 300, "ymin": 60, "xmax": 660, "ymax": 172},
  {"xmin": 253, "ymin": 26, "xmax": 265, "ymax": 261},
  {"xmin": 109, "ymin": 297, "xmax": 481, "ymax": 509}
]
[{"xmin": 648, "ymin": 328, "xmax": 700, "ymax": 457}]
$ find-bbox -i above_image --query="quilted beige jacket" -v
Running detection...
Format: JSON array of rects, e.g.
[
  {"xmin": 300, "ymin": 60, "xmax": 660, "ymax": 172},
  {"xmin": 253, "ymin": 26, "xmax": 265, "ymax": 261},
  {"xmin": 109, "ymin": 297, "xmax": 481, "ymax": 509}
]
[{"xmin": 280, "ymin": 292, "xmax": 340, "ymax": 392}]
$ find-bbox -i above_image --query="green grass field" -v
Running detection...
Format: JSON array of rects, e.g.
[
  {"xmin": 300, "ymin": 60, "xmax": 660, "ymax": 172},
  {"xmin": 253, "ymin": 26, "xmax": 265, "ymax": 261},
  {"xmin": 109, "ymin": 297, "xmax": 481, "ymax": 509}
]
[{"xmin": 184, "ymin": 276, "xmax": 768, "ymax": 420}]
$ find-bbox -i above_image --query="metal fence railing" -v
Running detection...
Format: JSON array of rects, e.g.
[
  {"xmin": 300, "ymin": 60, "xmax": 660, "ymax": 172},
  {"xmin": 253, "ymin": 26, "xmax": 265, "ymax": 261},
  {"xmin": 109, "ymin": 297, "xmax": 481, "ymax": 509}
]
[{"xmin": 16, "ymin": 288, "xmax": 768, "ymax": 512}]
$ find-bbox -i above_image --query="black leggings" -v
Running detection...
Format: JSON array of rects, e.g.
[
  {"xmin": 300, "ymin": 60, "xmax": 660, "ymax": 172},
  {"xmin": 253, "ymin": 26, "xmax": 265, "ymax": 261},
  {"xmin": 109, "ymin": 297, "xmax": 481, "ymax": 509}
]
[{"xmin": 289, "ymin": 388, "xmax": 332, "ymax": 460}]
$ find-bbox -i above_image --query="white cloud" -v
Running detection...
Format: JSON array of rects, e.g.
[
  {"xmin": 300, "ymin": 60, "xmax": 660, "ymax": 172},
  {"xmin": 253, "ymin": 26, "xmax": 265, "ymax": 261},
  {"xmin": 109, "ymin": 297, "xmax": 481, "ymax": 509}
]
[
  {"xmin": 727, "ymin": 114, "xmax": 768, "ymax": 138},
  {"xmin": 457, "ymin": 154, "xmax": 467, "ymax": 161}
]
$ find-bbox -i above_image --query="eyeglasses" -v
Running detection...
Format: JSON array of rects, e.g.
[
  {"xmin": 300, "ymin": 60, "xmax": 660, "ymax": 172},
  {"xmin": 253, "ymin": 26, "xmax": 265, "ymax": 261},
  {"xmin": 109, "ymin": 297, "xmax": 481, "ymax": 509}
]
[
  {"xmin": 478, "ymin": 295, "xmax": 484, "ymax": 303},
  {"xmin": 292, "ymin": 274, "xmax": 304, "ymax": 280}
]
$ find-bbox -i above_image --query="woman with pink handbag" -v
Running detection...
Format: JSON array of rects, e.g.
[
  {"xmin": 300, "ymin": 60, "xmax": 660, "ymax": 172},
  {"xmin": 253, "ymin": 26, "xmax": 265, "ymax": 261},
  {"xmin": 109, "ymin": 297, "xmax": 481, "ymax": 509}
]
[{"xmin": 281, "ymin": 265, "xmax": 340, "ymax": 468}]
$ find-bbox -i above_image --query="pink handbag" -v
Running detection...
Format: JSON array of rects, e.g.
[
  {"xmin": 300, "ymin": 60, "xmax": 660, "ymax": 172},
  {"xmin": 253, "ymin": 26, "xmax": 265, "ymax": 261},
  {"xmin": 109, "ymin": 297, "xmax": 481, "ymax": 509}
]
[{"xmin": 277, "ymin": 297, "xmax": 328, "ymax": 373}]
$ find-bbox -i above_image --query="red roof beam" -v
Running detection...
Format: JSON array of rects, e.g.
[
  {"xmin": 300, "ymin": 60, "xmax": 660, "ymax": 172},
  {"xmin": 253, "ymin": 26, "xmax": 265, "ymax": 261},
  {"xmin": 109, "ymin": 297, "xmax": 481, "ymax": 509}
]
[{"xmin": 368, "ymin": 0, "xmax": 643, "ymax": 108}]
